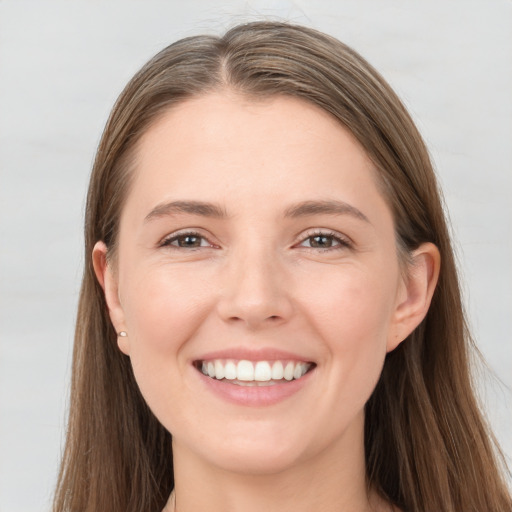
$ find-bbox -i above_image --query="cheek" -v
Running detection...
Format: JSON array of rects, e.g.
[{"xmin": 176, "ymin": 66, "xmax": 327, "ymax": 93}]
[
  {"xmin": 305, "ymin": 264, "xmax": 397, "ymax": 345},
  {"xmin": 120, "ymin": 265, "xmax": 213, "ymax": 359},
  {"xmin": 301, "ymin": 266, "xmax": 397, "ymax": 397},
  {"xmin": 117, "ymin": 265, "xmax": 215, "ymax": 431}
]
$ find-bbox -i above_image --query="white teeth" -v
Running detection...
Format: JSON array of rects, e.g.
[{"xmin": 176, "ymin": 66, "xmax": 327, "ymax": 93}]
[
  {"xmin": 254, "ymin": 361, "xmax": 272, "ymax": 381},
  {"xmin": 224, "ymin": 361, "xmax": 237, "ymax": 380},
  {"xmin": 214, "ymin": 360, "xmax": 225, "ymax": 380},
  {"xmin": 271, "ymin": 361, "xmax": 284, "ymax": 380},
  {"xmin": 237, "ymin": 360, "xmax": 254, "ymax": 381},
  {"xmin": 198, "ymin": 359, "xmax": 312, "ymax": 383},
  {"xmin": 293, "ymin": 363, "xmax": 305, "ymax": 379},
  {"xmin": 283, "ymin": 362, "xmax": 294, "ymax": 381}
]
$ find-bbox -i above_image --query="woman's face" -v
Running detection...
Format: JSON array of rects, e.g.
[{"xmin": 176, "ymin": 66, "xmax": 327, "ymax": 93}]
[{"xmin": 97, "ymin": 92, "xmax": 430, "ymax": 475}]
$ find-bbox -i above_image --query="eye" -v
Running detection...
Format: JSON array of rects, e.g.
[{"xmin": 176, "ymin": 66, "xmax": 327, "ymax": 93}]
[
  {"xmin": 160, "ymin": 231, "xmax": 214, "ymax": 249},
  {"xmin": 298, "ymin": 231, "xmax": 351, "ymax": 251}
]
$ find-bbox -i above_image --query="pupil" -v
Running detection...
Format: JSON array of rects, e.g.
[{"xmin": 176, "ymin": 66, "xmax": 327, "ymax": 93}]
[
  {"xmin": 180, "ymin": 235, "xmax": 200, "ymax": 247},
  {"xmin": 311, "ymin": 235, "xmax": 331, "ymax": 248}
]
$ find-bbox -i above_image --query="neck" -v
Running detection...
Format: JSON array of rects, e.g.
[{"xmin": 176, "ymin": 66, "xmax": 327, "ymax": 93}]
[{"xmin": 165, "ymin": 413, "xmax": 390, "ymax": 512}]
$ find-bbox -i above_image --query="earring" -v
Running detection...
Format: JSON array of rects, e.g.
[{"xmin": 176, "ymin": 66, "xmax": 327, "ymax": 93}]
[{"xmin": 118, "ymin": 331, "xmax": 128, "ymax": 337}]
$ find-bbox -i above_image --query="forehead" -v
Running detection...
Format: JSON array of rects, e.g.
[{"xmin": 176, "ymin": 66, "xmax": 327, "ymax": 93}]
[
  {"xmin": 135, "ymin": 94, "xmax": 371, "ymax": 184},
  {"xmin": 137, "ymin": 92, "xmax": 351, "ymax": 160},
  {"xmin": 122, "ymin": 92, "xmax": 392, "ymax": 229}
]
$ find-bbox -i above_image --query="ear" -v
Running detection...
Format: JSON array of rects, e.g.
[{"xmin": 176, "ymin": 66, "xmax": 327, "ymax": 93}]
[
  {"xmin": 92, "ymin": 241, "xmax": 130, "ymax": 355},
  {"xmin": 387, "ymin": 242, "xmax": 441, "ymax": 352}
]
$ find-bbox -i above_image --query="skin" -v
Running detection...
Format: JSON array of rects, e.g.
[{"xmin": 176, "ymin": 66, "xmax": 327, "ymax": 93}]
[{"xmin": 94, "ymin": 92, "xmax": 440, "ymax": 512}]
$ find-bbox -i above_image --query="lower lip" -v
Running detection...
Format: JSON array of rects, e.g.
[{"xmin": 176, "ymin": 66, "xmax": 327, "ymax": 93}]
[{"xmin": 195, "ymin": 367, "xmax": 315, "ymax": 406}]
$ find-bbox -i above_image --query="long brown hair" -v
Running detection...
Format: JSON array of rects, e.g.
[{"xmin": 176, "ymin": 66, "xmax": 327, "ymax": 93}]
[{"xmin": 53, "ymin": 21, "xmax": 511, "ymax": 512}]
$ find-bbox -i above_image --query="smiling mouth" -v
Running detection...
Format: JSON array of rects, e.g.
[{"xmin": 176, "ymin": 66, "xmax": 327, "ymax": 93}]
[{"xmin": 194, "ymin": 359, "xmax": 316, "ymax": 386}]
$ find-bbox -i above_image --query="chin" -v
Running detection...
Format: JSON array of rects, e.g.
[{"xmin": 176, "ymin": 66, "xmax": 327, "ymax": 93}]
[
  {"xmin": 206, "ymin": 442, "xmax": 308, "ymax": 476},
  {"xmin": 173, "ymin": 421, "xmax": 314, "ymax": 476}
]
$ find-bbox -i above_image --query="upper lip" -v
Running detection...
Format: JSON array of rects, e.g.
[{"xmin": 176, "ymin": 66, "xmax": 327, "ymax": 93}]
[{"xmin": 193, "ymin": 347, "xmax": 315, "ymax": 363}]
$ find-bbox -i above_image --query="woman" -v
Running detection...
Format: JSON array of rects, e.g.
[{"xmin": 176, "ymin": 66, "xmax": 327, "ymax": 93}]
[{"xmin": 53, "ymin": 21, "xmax": 511, "ymax": 512}]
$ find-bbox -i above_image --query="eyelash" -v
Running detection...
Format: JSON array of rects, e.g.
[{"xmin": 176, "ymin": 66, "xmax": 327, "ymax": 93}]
[
  {"xmin": 159, "ymin": 230, "xmax": 214, "ymax": 250},
  {"xmin": 159, "ymin": 229, "xmax": 352, "ymax": 252},
  {"xmin": 297, "ymin": 229, "xmax": 352, "ymax": 251}
]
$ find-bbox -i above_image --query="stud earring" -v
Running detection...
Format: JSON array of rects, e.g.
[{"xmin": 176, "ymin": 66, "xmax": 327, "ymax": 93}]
[{"xmin": 118, "ymin": 331, "xmax": 128, "ymax": 337}]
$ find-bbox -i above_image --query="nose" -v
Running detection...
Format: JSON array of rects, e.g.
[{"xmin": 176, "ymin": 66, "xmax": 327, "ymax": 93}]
[{"xmin": 216, "ymin": 246, "xmax": 294, "ymax": 329}]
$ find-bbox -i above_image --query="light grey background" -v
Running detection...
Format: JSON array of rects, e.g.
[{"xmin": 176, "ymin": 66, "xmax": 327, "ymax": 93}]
[{"xmin": 0, "ymin": 1, "xmax": 510, "ymax": 511}]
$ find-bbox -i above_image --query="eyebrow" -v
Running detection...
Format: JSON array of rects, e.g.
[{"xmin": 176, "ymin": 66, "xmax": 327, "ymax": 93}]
[
  {"xmin": 144, "ymin": 200, "xmax": 228, "ymax": 222},
  {"xmin": 283, "ymin": 200, "xmax": 370, "ymax": 223},
  {"xmin": 144, "ymin": 199, "xmax": 369, "ymax": 223}
]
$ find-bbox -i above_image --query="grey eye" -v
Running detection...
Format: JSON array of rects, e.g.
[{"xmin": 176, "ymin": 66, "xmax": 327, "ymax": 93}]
[
  {"xmin": 162, "ymin": 232, "xmax": 211, "ymax": 249},
  {"xmin": 307, "ymin": 235, "xmax": 336, "ymax": 248},
  {"xmin": 172, "ymin": 235, "xmax": 205, "ymax": 248},
  {"xmin": 297, "ymin": 231, "xmax": 351, "ymax": 251}
]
